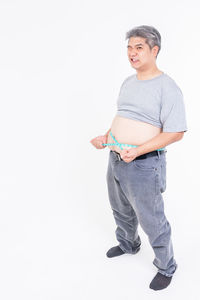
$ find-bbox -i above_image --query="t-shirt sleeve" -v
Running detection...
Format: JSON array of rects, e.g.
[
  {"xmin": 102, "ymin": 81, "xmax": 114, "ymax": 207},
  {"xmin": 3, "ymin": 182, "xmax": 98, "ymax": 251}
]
[{"xmin": 160, "ymin": 84, "xmax": 188, "ymax": 133}]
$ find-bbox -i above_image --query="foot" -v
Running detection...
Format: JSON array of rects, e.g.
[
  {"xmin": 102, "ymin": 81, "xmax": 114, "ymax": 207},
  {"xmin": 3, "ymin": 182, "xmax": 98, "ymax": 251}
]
[
  {"xmin": 106, "ymin": 244, "xmax": 140, "ymax": 258},
  {"xmin": 149, "ymin": 272, "xmax": 172, "ymax": 290},
  {"xmin": 106, "ymin": 246, "xmax": 125, "ymax": 258}
]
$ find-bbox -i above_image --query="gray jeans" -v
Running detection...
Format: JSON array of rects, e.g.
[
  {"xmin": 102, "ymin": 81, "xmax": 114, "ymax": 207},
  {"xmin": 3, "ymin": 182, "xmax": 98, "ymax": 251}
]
[{"xmin": 106, "ymin": 149, "xmax": 177, "ymax": 277}]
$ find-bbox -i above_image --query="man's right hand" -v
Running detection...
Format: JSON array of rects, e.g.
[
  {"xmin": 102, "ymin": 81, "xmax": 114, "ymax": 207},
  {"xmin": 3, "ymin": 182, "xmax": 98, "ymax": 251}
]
[{"xmin": 90, "ymin": 135, "xmax": 108, "ymax": 149}]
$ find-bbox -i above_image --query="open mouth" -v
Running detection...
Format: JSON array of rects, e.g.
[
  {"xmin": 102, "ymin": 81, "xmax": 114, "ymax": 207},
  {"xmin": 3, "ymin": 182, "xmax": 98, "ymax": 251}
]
[{"xmin": 131, "ymin": 58, "xmax": 139, "ymax": 63}]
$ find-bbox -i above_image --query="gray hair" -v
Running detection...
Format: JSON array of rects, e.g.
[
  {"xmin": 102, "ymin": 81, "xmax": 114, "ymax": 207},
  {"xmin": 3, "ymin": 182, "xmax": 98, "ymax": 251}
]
[{"xmin": 125, "ymin": 25, "xmax": 161, "ymax": 57}]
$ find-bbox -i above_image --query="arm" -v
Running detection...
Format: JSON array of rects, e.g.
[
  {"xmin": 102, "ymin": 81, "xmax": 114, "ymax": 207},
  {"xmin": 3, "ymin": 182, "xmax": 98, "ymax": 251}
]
[{"xmin": 136, "ymin": 132, "xmax": 184, "ymax": 157}]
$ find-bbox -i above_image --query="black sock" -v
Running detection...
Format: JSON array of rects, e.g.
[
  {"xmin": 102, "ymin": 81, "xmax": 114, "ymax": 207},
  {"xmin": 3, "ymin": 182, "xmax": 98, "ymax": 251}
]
[
  {"xmin": 106, "ymin": 246, "xmax": 125, "ymax": 258},
  {"xmin": 149, "ymin": 272, "xmax": 172, "ymax": 290}
]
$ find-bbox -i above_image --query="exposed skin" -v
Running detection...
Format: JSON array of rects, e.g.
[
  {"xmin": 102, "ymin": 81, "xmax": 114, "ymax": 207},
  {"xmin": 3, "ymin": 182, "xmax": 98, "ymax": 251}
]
[
  {"xmin": 127, "ymin": 36, "xmax": 161, "ymax": 80},
  {"xmin": 90, "ymin": 36, "xmax": 184, "ymax": 162}
]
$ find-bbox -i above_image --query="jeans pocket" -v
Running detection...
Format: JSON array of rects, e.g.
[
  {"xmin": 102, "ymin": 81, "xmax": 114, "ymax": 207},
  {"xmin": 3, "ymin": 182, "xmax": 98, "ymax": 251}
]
[
  {"xmin": 160, "ymin": 163, "xmax": 166, "ymax": 193},
  {"xmin": 134, "ymin": 156, "xmax": 159, "ymax": 171}
]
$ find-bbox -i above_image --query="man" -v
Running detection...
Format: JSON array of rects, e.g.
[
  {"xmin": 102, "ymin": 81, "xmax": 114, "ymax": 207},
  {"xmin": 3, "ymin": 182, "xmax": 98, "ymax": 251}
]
[{"xmin": 90, "ymin": 25, "xmax": 187, "ymax": 291}]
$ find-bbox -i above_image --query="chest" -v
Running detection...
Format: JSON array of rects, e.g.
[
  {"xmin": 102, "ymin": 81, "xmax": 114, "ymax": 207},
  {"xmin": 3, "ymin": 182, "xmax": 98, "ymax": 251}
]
[{"xmin": 117, "ymin": 84, "xmax": 162, "ymax": 115}]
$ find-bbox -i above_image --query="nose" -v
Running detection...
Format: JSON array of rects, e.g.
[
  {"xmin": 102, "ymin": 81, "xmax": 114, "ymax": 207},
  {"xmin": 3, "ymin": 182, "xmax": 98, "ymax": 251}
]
[{"xmin": 129, "ymin": 49, "xmax": 137, "ymax": 57}]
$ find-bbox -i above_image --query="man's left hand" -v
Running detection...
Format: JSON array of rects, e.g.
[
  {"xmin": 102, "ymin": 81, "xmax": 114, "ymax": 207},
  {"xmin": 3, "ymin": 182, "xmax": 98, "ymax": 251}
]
[{"xmin": 120, "ymin": 148, "xmax": 139, "ymax": 163}]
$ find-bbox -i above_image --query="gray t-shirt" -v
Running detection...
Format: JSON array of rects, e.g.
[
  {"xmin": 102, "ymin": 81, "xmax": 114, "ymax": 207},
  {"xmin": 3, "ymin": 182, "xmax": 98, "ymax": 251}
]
[{"xmin": 116, "ymin": 72, "xmax": 188, "ymax": 132}]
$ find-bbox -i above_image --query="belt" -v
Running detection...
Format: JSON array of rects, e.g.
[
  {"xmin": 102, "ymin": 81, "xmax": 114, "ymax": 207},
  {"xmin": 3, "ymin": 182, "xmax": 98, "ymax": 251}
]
[{"xmin": 111, "ymin": 150, "xmax": 165, "ymax": 161}]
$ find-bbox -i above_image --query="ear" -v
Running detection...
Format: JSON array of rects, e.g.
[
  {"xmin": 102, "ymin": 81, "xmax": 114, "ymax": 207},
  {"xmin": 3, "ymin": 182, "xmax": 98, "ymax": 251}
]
[{"xmin": 152, "ymin": 45, "xmax": 159, "ymax": 57}]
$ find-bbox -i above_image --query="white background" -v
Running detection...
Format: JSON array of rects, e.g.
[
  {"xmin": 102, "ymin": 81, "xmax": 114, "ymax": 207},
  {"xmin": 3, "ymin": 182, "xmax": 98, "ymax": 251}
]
[{"xmin": 0, "ymin": 0, "xmax": 198, "ymax": 299}]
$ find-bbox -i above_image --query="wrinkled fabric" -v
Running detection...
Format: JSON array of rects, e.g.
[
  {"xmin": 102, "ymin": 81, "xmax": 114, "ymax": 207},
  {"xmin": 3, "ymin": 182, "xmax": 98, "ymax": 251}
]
[{"xmin": 106, "ymin": 149, "xmax": 177, "ymax": 277}]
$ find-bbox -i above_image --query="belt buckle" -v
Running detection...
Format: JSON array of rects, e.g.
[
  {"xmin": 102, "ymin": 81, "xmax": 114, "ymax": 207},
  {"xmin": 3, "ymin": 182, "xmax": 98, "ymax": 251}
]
[{"xmin": 116, "ymin": 153, "xmax": 122, "ymax": 161}]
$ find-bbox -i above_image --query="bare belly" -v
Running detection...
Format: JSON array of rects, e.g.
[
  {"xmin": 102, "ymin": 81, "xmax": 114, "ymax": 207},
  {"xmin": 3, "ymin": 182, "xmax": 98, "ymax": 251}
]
[{"xmin": 107, "ymin": 115, "xmax": 162, "ymax": 153}]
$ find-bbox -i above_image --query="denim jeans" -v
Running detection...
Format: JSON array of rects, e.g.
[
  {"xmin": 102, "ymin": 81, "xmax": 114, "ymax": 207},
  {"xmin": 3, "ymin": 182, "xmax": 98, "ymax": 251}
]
[{"xmin": 106, "ymin": 149, "xmax": 177, "ymax": 277}]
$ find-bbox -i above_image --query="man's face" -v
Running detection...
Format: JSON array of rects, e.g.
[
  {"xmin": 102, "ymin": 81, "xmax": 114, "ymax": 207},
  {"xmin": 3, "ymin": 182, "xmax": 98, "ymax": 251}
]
[{"xmin": 127, "ymin": 36, "xmax": 158, "ymax": 71}]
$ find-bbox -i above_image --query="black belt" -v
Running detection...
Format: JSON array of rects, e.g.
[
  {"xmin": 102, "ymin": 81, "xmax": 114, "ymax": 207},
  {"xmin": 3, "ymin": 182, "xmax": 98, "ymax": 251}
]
[{"xmin": 111, "ymin": 150, "xmax": 165, "ymax": 161}]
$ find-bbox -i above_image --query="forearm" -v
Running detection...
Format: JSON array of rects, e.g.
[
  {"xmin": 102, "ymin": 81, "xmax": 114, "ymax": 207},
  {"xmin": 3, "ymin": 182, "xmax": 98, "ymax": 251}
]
[{"xmin": 136, "ymin": 132, "xmax": 183, "ymax": 156}]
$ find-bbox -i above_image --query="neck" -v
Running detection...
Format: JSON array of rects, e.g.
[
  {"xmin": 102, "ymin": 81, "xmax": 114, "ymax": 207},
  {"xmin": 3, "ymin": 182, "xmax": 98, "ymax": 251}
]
[{"xmin": 136, "ymin": 66, "xmax": 162, "ymax": 80}]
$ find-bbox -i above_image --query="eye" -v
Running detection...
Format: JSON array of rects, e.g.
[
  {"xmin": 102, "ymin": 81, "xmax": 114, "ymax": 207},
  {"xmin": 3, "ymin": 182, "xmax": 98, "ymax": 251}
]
[{"xmin": 137, "ymin": 47, "xmax": 142, "ymax": 49}]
